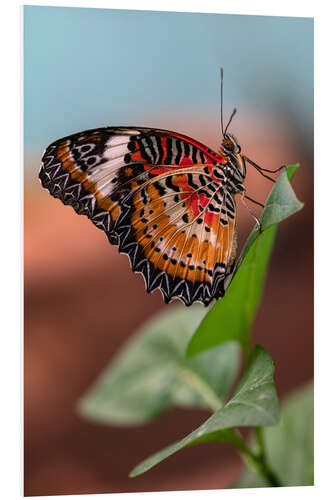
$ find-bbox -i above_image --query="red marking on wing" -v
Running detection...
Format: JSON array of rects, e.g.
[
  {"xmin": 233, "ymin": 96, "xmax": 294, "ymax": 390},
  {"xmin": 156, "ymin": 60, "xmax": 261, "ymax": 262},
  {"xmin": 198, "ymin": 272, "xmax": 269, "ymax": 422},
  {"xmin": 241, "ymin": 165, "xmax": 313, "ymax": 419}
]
[
  {"xmin": 131, "ymin": 150, "xmax": 145, "ymax": 162},
  {"xmin": 204, "ymin": 210, "xmax": 217, "ymax": 227},
  {"xmin": 199, "ymin": 193, "xmax": 209, "ymax": 208},
  {"xmin": 160, "ymin": 136, "xmax": 167, "ymax": 164},
  {"xmin": 147, "ymin": 165, "xmax": 175, "ymax": 176},
  {"xmin": 177, "ymin": 177, "xmax": 212, "ymax": 219},
  {"xmin": 189, "ymin": 192, "xmax": 200, "ymax": 217},
  {"xmin": 187, "ymin": 192, "xmax": 210, "ymax": 219},
  {"xmin": 179, "ymin": 156, "xmax": 194, "ymax": 166}
]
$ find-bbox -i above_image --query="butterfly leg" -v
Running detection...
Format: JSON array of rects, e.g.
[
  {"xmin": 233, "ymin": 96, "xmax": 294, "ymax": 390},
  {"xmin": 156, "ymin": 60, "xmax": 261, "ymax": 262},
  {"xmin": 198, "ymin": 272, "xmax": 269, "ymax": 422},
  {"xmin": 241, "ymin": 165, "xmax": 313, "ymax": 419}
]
[
  {"xmin": 240, "ymin": 192, "xmax": 262, "ymax": 233},
  {"xmin": 244, "ymin": 194, "xmax": 264, "ymax": 208},
  {"xmin": 243, "ymin": 156, "xmax": 286, "ymax": 182}
]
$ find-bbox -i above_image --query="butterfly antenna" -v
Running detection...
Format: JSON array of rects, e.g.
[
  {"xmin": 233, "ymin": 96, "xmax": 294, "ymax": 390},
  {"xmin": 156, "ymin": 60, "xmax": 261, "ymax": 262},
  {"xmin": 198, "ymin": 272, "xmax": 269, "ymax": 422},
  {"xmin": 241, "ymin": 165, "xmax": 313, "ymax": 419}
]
[
  {"xmin": 220, "ymin": 68, "xmax": 224, "ymax": 136},
  {"xmin": 224, "ymin": 107, "xmax": 237, "ymax": 135}
]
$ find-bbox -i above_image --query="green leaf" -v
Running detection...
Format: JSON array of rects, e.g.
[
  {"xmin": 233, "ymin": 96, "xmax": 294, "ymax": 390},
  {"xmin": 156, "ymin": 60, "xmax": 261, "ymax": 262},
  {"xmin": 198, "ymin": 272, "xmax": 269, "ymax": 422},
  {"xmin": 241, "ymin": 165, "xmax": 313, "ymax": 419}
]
[
  {"xmin": 130, "ymin": 345, "xmax": 279, "ymax": 477},
  {"xmin": 186, "ymin": 165, "xmax": 303, "ymax": 358},
  {"xmin": 234, "ymin": 382, "xmax": 313, "ymax": 488},
  {"xmin": 77, "ymin": 305, "xmax": 240, "ymax": 425}
]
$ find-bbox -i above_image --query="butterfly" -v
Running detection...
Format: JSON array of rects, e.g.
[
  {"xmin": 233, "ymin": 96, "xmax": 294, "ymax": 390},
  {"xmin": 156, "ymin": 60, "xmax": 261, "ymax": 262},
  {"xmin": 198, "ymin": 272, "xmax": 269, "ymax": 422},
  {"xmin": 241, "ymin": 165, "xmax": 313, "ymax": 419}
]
[{"xmin": 39, "ymin": 70, "xmax": 283, "ymax": 306}]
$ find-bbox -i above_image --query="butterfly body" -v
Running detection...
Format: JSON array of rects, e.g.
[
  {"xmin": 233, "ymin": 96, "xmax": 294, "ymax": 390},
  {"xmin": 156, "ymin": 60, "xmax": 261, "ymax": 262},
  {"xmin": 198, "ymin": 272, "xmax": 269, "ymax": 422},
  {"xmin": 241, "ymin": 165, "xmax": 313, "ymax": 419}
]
[{"xmin": 40, "ymin": 126, "xmax": 246, "ymax": 306}]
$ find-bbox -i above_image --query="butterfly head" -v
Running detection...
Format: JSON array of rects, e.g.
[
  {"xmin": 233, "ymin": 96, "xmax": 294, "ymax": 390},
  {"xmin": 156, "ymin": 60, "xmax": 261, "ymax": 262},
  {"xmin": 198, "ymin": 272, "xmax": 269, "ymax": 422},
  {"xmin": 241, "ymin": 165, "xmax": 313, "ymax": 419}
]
[
  {"xmin": 221, "ymin": 133, "xmax": 241, "ymax": 155},
  {"xmin": 220, "ymin": 101, "xmax": 240, "ymax": 155}
]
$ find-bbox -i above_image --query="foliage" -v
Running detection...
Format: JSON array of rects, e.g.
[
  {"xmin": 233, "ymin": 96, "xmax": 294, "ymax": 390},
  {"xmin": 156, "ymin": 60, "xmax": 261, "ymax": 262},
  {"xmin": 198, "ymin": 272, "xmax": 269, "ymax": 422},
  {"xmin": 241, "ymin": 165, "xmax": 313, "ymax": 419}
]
[
  {"xmin": 130, "ymin": 345, "xmax": 279, "ymax": 477},
  {"xmin": 78, "ymin": 165, "xmax": 311, "ymax": 488},
  {"xmin": 78, "ymin": 306, "xmax": 240, "ymax": 424},
  {"xmin": 234, "ymin": 382, "xmax": 314, "ymax": 488}
]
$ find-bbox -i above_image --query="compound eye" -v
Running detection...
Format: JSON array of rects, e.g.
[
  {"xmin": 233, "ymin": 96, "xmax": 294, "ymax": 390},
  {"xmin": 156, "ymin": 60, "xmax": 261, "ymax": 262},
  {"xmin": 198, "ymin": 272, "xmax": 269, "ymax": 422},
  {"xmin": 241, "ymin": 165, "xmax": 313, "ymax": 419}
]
[{"xmin": 222, "ymin": 138, "xmax": 234, "ymax": 151}]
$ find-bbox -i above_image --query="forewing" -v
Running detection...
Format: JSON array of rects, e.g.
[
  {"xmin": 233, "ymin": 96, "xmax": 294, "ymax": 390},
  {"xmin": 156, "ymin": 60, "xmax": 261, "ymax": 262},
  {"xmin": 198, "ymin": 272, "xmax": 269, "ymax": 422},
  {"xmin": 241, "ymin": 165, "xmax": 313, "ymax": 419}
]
[{"xmin": 39, "ymin": 126, "xmax": 235, "ymax": 305}]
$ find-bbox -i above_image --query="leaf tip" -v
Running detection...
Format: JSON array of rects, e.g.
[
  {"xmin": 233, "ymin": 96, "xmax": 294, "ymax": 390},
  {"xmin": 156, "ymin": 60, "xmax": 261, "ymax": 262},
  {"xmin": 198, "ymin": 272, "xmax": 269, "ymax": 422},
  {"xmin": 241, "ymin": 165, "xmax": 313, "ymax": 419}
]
[
  {"xmin": 286, "ymin": 163, "xmax": 300, "ymax": 181},
  {"xmin": 129, "ymin": 461, "xmax": 152, "ymax": 478}
]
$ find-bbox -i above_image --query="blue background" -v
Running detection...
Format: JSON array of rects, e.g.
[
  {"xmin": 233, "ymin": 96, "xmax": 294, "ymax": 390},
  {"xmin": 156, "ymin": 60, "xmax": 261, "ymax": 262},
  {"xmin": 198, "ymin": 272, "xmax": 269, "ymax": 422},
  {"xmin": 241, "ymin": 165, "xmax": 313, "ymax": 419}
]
[{"xmin": 24, "ymin": 6, "xmax": 313, "ymax": 167}]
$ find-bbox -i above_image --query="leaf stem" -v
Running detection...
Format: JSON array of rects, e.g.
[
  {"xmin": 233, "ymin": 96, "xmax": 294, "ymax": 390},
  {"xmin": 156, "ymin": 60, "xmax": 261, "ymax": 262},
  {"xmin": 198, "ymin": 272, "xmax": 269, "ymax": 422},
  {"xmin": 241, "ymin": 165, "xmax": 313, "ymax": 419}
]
[
  {"xmin": 254, "ymin": 427, "xmax": 282, "ymax": 487},
  {"xmin": 237, "ymin": 338, "xmax": 281, "ymax": 485},
  {"xmin": 230, "ymin": 428, "xmax": 282, "ymax": 487},
  {"xmin": 255, "ymin": 426, "xmax": 265, "ymax": 459}
]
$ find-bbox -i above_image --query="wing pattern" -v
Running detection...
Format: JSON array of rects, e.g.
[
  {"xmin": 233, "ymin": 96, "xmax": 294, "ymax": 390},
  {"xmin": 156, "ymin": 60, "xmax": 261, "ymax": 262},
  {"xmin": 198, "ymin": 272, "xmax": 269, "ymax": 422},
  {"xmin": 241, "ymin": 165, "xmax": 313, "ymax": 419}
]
[{"xmin": 39, "ymin": 126, "xmax": 238, "ymax": 306}]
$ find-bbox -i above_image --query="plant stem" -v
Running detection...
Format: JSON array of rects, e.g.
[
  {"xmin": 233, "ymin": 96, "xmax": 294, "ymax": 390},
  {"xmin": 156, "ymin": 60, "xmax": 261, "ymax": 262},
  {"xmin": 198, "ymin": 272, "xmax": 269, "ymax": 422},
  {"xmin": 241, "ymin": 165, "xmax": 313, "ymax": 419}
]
[
  {"xmin": 255, "ymin": 426, "xmax": 266, "ymax": 460},
  {"xmin": 254, "ymin": 427, "xmax": 282, "ymax": 487},
  {"xmin": 231, "ymin": 429, "xmax": 282, "ymax": 487},
  {"xmin": 238, "ymin": 331, "xmax": 281, "ymax": 485}
]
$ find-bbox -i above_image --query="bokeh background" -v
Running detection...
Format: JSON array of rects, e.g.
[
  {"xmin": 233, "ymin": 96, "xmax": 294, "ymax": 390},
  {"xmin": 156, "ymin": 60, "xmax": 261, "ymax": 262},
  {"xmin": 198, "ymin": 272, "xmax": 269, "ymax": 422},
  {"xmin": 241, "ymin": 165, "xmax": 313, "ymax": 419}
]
[{"xmin": 24, "ymin": 6, "xmax": 313, "ymax": 497}]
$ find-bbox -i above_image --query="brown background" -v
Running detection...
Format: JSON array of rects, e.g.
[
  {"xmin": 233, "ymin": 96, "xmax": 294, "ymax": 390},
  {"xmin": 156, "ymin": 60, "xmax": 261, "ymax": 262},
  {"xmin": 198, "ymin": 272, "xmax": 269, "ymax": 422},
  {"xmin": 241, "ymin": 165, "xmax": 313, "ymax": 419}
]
[{"xmin": 24, "ymin": 114, "xmax": 313, "ymax": 496}]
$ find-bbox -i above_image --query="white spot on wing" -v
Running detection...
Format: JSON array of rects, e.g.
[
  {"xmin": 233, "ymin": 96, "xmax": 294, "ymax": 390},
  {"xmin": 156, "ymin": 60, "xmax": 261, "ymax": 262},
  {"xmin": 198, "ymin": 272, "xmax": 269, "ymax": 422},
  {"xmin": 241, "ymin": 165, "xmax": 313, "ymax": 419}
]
[
  {"xmin": 108, "ymin": 135, "xmax": 131, "ymax": 146},
  {"xmin": 104, "ymin": 138, "xmax": 129, "ymax": 160}
]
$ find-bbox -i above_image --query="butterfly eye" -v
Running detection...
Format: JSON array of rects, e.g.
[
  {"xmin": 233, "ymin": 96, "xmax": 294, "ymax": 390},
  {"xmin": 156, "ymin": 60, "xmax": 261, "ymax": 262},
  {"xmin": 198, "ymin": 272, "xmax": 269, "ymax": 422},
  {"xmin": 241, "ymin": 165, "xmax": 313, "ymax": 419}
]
[{"xmin": 222, "ymin": 138, "xmax": 235, "ymax": 151}]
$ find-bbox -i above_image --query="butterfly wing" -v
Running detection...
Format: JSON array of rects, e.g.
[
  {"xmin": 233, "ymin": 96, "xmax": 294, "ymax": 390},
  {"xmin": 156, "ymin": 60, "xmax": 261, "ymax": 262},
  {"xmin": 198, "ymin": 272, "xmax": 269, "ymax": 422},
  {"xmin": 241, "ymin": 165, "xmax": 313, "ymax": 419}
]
[{"xmin": 39, "ymin": 126, "xmax": 237, "ymax": 305}]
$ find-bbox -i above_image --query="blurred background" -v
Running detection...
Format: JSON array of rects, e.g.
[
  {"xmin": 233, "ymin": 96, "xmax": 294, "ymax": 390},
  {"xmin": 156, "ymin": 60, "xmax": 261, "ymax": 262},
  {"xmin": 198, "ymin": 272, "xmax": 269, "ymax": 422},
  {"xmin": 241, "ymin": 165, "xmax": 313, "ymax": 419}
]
[{"xmin": 24, "ymin": 6, "xmax": 313, "ymax": 497}]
